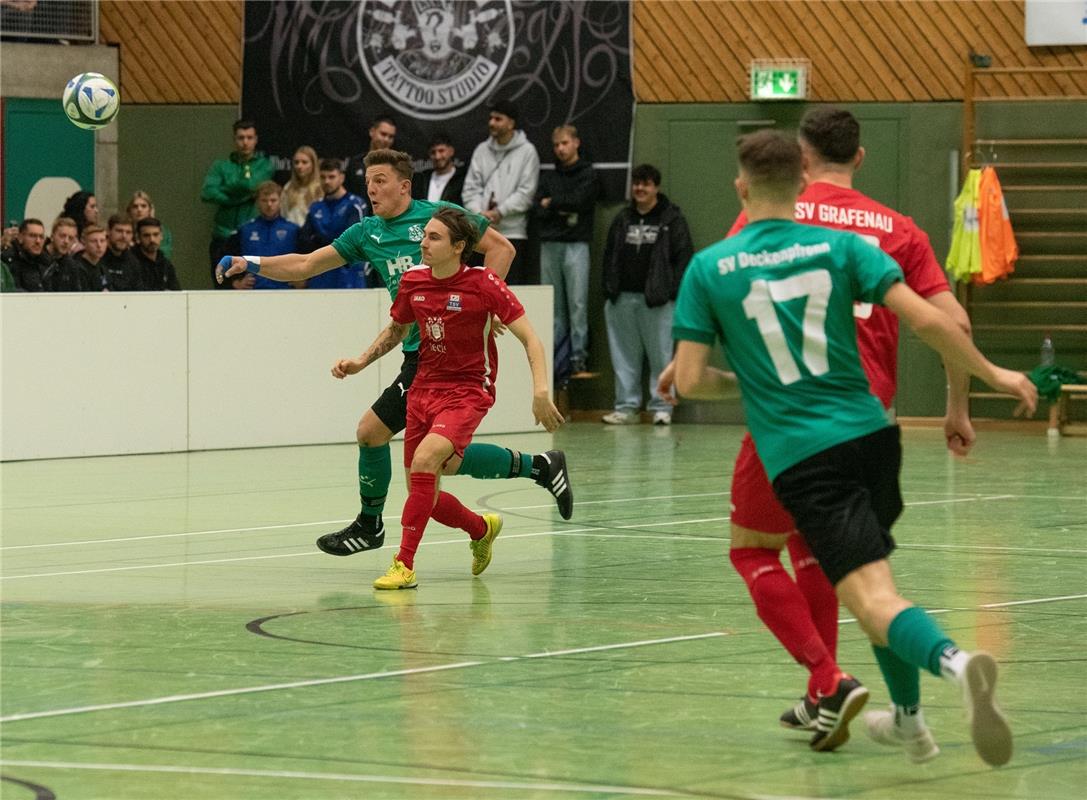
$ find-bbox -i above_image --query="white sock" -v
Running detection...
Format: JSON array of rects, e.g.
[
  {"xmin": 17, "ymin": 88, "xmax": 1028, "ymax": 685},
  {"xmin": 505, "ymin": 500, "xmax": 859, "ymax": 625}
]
[
  {"xmin": 894, "ymin": 704, "xmax": 926, "ymax": 735},
  {"xmin": 939, "ymin": 647, "xmax": 970, "ymax": 683}
]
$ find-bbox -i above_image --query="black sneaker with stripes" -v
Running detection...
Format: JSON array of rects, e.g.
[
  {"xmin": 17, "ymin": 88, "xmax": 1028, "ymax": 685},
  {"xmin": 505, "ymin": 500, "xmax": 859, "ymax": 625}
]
[
  {"xmin": 810, "ymin": 675, "xmax": 869, "ymax": 752},
  {"xmin": 316, "ymin": 513, "xmax": 385, "ymax": 556},
  {"xmin": 531, "ymin": 450, "xmax": 573, "ymax": 520},
  {"xmin": 780, "ymin": 695, "xmax": 818, "ymax": 731}
]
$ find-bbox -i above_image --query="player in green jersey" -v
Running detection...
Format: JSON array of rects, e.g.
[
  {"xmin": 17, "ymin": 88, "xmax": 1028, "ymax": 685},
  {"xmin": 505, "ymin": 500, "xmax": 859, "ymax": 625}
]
[
  {"xmin": 217, "ymin": 149, "xmax": 574, "ymax": 557},
  {"xmin": 671, "ymin": 130, "xmax": 1035, "ymax": 765}
]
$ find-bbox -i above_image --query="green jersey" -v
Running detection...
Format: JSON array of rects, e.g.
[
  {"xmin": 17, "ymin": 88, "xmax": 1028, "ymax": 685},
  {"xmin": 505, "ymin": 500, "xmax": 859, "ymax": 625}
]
[
  {"xmin": 673, "ymin": 219, "xmax": 904, "ymax": 480},
  {"xmin": 331, "ymin": 200, "xmax": 490, "ymax": 352}
]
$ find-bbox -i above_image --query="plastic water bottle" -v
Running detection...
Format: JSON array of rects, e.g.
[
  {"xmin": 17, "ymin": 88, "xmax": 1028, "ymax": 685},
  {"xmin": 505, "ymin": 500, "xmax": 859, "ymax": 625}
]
[{"xmin": 1041, "ymin": 335, "xmax": 1055, "ymax": 367}]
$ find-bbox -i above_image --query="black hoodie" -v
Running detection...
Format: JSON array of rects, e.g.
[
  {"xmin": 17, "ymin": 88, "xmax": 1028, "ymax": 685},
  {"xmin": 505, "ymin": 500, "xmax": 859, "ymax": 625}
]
[
  {"xmin": 602, "ymin": 193, "xmax": 694, "ymax": 307},
  {"xmin": 535, "ymin": 158, "xmax": 599, "ymax": 242}
]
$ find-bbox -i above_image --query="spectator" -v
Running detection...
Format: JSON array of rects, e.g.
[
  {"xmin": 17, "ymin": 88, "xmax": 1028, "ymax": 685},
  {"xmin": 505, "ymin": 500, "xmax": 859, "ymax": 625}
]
[
  {"xmin": 134, "ymin": 217, "xmax": 180, "ymax": 291},
  {"xmin": 280, "ymin": 145, "xmax": 322, "ymax": 227},
  {"xmin": 61, "ymin": 190, "xmax": 98, "ymax": 256},
  {"xmin": 127, "ymin": 190, "xmax": 174, "ymax": 260},
  {"xmin": 1, "ymin": 223, "xmax": 18, "ymax": 251},
  {"xmin": 411, "ymin": 133, "xmax": 464, "ymax": 205},
  {"xmin": 601, "ymin": 164, "xmax": 693, "ymax": 426},
  {"xmin": 462, "ymin": 100, "xmax": 540, "ymax": 284},
  {"xmin": 100, "ymin": 213, "xmax": 141, "ymax": 292},
  {"xmin": 346, "ymin": 115, "xmax": 398, "ymax": 197},
  {"xmin": 536, "ymin": 125, "xmax": 598, "ymax": 376},
  {"xmin": 61, "ymin": 190, "xmax": 99, "ymax": 237},
  {"xmin": 229, "ymin": 180, "xmax": 299, "ymax": 290},
  {"xmin": 1, "ymin": 218, "xmax": 53, "ymax": 291},
  {"xmin": 47, "ymin": 220, "xmax": 101, "ymax": 292},
  {"xmin": 63, "ymin": 224, "xmax": 109, "ymax": 291},
  {"xmin": 200, "ymin": 119, "xmax": 275, "ymax": 285},
  {"xmin": 44, "ymin": 216, "xmax": 79, "ymax": 263},
  {"xmin": 298, "ymin": 158, "xmax": 367, "ymax": 289}
]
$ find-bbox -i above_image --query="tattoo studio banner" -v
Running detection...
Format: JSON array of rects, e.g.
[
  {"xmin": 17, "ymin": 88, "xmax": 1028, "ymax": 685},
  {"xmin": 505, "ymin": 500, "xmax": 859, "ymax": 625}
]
[{"xmin": 242, "ymin": 0, "xmax": 633, "ymax": 198}]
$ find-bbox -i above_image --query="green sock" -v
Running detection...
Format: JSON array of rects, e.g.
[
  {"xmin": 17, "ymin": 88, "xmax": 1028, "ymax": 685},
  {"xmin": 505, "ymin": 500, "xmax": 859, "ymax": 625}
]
[
  {"xmin": 458, "ymin": 443, "xmax": 531, "ymax": 479},
  {"xmin": 872, "ymin": 644, "xmax": 921, "ymax": 707},
  {"xmin": 358, "ymin": 444, "xmax": 391, "ymax": 516},
  {"xmin": 886, "ymin": 606, "xmax": 956, "ymax": 678}
]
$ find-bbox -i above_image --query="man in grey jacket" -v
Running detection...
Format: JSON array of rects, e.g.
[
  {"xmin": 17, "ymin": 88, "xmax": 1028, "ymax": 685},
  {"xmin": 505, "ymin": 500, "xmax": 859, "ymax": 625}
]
[{"xmin": 462, "ymin": 100, "xmax": 540, "ymax": 284}]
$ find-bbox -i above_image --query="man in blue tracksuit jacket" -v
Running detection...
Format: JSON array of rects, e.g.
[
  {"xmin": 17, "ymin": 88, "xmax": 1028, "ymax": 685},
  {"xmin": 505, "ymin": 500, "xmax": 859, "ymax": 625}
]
[
  {"xmin": 299, "ymin": 158, "xmax": 368, "ymax": 289},
  {"xmin": 233, "ymin": 182, "xmax": 300, "ymax": 289}
]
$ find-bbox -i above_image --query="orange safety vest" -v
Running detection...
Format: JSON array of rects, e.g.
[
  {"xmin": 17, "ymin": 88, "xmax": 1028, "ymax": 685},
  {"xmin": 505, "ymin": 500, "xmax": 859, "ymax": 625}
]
[{"xmin": 974, "ymin": 166, "xmax": 1018, "ymax": 285}]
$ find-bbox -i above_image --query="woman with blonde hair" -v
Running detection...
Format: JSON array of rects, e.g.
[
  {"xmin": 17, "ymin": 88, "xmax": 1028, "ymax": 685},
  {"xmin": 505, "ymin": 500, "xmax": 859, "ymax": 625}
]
[
  {"xmin": 281, "ymin": 145, "xmax": 322, "ymax": 226},
  {"xmin": 127, "ymin": 190, "xmax": 173, "ymax": 260}
]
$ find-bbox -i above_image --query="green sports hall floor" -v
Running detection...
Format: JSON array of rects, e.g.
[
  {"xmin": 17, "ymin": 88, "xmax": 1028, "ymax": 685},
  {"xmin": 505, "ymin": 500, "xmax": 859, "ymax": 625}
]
[{"xmin": 2, "ymin": 423, "xmax": 1084, "ymax": 799}]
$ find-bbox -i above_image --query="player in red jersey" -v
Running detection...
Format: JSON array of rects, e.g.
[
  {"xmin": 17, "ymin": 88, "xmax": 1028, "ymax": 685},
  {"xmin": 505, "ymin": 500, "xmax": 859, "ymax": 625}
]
[
  {"xmin": 660, "ymin": 108, "xmax": 975, "ymax": 761},
  {"xmin": 331, "ymin": 206, "xmax": 564, "ymax": 590}
]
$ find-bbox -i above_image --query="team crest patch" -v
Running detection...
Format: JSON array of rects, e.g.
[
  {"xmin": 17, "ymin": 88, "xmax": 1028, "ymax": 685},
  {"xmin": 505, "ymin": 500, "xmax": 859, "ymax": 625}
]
[
  {"xmin": 446, "ymin": 294, "xmax": 461, "ymax": 311},
  {"xmin": 425, "ymin": 315, "xmax": 447, "ymax": 353},
  {"xmin": 408, "ymin": 224, "xmax": 425, "ymax": 242},
  {"xmin": 356, "ymin": 0, "xmax": 514, "ymax": 122}
]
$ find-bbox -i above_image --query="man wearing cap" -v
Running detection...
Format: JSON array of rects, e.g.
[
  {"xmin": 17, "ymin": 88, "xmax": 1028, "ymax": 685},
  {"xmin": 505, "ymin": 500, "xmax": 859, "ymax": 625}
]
[{"xmin": 462, "ymin": 99, "xmax": 540, "ymax": 284}]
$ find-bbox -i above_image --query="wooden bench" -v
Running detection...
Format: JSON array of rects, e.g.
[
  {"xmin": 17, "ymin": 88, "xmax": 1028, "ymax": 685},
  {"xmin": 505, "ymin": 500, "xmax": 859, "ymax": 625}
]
[{"xmin": 1055, "ymin": 383, "xmax": 1087, "ymax": 436}]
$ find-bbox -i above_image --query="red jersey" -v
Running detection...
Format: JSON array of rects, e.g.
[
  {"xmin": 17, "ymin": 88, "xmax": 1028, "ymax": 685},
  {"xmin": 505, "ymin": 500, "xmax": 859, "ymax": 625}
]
[
  {"xmin": 728, "ymin": 182, "xmax": 948, "ymax": 406},
  {"xmin": 391, "ymin": 264, "xmax": 525, "ymax": 394}
]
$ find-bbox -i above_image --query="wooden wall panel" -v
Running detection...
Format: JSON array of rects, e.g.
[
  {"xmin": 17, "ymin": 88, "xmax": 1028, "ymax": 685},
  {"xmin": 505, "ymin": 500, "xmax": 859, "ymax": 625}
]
[
  {"xmin": 100, "ymin": 0, "xmax": 242, "ymax": 104},
  {"xmin": 633, "ymin": 0, "xmax": 1087, "ymax": 102},
  {"xmin": 98, "ymin": 1, "xmax": 1083, "ymax": 105}
]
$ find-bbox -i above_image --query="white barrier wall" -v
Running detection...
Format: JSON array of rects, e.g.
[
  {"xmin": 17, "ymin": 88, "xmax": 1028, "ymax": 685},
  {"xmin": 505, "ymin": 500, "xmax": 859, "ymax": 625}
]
[{"xmin": 1, "ymin": 287, "xmax": 552, "ymax": 461}]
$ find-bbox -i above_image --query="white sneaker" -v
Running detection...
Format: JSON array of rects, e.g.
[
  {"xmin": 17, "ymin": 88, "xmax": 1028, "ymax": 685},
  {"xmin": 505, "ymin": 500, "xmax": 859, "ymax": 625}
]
[
  {"xmin": 864, "ymin": 708, "xmax": 940, "ymax": 763},
  {"xmin": 962, "ymin": 651, "xmax": 1012, "ymax": 766},
  {"xmin": 652, "ymin": 411, "xmax": 672, "ymax": 426},
  {"xmin": 602, "ymin": 411, "xmax": 638, "ymax": 425}
]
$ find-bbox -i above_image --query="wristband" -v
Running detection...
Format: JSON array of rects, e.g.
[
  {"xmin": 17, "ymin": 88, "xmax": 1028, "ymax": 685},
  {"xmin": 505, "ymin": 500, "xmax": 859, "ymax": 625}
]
[{"xmin": 244, "ymin": 256, "xmax": 261, "ymax": 274}]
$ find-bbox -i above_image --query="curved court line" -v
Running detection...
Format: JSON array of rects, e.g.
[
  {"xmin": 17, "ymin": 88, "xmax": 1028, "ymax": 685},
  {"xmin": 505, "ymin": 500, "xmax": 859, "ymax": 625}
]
[
  {"xmin": 0, "ymin": 760, "xmax": 694, "ymax": 797},
  {"xmin": 0, "ymin": 632, "xmax": 727, "ymax": 724}
]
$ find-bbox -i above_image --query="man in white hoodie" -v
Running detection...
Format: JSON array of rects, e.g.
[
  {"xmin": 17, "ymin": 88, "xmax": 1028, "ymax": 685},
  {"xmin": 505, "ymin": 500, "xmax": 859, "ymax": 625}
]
[{"xmin": 462, "ymin": 99, "xmax": 540, "ymax": 284}]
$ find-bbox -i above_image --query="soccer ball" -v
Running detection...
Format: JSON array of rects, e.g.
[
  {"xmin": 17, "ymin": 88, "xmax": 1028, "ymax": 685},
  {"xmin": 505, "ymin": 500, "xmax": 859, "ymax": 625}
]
[{"xmin": 62, "ymin": 73, "xmax": 120, "ymax": 130}]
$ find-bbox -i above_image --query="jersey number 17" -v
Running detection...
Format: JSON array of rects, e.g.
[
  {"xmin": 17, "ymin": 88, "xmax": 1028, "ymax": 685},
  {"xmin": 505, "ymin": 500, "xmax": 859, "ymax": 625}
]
[{"xmin": 741, "ymin": 269, "xmax": 832, "ymax": 385}]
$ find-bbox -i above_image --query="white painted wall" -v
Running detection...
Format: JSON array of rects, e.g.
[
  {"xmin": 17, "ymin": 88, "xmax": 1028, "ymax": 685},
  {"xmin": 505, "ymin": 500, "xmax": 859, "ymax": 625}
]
[{"xmin": 1, "ymin": 287, "xmax": 552, "ymax": 461}]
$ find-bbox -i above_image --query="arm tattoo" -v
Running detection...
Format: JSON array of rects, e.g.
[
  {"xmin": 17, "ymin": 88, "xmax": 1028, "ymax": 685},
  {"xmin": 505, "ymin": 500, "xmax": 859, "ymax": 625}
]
[{"xmin": 359, "ymin": 321, "xmax": 410, "ymax": 368}]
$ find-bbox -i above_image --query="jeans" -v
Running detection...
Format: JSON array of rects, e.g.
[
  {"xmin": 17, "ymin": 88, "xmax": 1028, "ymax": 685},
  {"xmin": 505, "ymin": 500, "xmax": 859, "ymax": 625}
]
[
  {"xmin": 604, "ymin": 293, "xmax": 674, "ymax": 414},
  {"xmin": 540, "ymin": 241, "xmax": 590, "ymax": 363}
]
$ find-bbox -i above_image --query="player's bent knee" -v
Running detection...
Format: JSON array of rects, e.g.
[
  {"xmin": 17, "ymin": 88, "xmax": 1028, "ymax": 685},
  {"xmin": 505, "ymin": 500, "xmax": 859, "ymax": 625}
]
[
  {"xmin": 357, "ymin": 414, "xmax": 393, "ymax": 447},
  {"xmin": 730, "ymin": 523, "xmax": 789, "ymax": 551}
]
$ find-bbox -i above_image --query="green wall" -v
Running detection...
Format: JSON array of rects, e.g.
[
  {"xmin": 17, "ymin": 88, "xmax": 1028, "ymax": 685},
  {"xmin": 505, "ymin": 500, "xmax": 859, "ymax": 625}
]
[{"xmin": 117, "ymin": 105, "xmax": 239, "ymax": 290}]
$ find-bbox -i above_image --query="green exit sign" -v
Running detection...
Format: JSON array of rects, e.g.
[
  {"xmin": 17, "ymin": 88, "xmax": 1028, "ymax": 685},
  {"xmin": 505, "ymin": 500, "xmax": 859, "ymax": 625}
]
[{"xmin": 750, "ymin": 61, "xmax": 809, "ymax": 100}]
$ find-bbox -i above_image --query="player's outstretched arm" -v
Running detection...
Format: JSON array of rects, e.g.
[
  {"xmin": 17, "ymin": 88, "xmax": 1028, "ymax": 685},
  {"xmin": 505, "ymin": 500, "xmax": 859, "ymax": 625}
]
[
  {"xmin": 883, "ymin": 283, "xmax": 1037, "ymax": 417},
  {"xmin": 331, "ymin": 320, "xmax": 412, "ymax": 379},
  {"xmin": 926, "ymin": 290, "xmax": 976, "ymax": 454},
  {"xmin": 475, "ymin": 227, "xmax": 515, "ymax": 280},
  {"xmin": 507, "ymin": 315, "xmax": 565, "ymax": 432},
  {"xmin": 216, "ymin": 245, "xmax": 345, "ymax": 285},
  {"xmin": 673, "ymin": 341, "xmax": 741, "ymax": 401}
]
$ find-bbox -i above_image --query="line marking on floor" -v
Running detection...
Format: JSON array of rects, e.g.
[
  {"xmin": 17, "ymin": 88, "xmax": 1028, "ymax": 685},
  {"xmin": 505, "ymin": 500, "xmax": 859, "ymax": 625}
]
[
  {"xmin": 4, "ymin": 591, "xmax": 1085, "ymax": 726},
  {"xmin": 1, "ymin": 491, "xmax": 1056, "ymax": 553},
  {"xmin": 0, "ymin": 760, "xmax": 692, "ymax": 797},
  {"xmin": 0, "ymin": 632, "xmax": 728, "ymax": 724}
]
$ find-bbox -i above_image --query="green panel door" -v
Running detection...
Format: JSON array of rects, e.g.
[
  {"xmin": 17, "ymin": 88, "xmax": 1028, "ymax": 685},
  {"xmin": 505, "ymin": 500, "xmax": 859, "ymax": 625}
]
[{"xmin": 3, "ymin": 97, "xmax": 94, "ymax": 225}]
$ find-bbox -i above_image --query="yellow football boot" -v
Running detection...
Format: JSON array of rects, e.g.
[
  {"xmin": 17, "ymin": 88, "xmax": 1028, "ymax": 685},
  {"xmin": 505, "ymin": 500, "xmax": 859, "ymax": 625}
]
[{"xmin": 469, "ymin": 513, "xmax": 503, "ymax": 576}]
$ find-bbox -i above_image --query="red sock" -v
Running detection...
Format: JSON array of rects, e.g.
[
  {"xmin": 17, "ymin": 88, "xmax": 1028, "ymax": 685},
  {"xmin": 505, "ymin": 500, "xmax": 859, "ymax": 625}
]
[
  {"xmin": 431, "ymin": 491, "xmax": 487, "ymax": 539},
  {"xmin": 787, "ymin": 534, "xmax": 839, "ymax": 660},
  {"xmin": 730, "ymin": 547, "xmax": 840, "ymax": 700},
  {"xmin": 397, "ymin": 472, "xmax": 437, "ymax": 570}
]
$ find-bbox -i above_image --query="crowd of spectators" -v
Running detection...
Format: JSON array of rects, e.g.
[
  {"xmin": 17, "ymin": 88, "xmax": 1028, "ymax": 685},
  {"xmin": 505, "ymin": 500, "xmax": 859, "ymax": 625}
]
[{"xmin": 2, "ymin": 104, "xmax": 692, "ymax": 425}]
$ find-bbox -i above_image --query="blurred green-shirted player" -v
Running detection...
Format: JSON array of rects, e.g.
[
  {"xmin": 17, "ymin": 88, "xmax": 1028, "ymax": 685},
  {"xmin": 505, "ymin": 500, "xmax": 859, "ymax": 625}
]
[
  {"xmin": 217, "ymin": 149, "xmax": 574, "ymax": 557},
  {"xmin": 669, "ymin": 130, "xmax": 1036, "ymax": 765}
]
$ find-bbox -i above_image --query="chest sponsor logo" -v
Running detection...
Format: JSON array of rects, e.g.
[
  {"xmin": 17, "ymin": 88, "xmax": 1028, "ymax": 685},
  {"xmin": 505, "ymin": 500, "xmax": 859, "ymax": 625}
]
[
  {"xmin": 386, "ymin": 255, "xmax": 415, "ymax": 275},
  {"xmin": 446, "ymin": 293, "xmax": 461, "ymax": 311},
  {"xmin": 355, "ymin": 0, "xmax": 514, "ymax": 122}
]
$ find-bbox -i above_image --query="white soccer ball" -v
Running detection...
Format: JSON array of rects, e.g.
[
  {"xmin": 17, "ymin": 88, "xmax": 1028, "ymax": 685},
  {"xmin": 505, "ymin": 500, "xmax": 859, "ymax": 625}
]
[{"xmin": 62, "ymin": 72, "xmax": 120, "ymax": 130}]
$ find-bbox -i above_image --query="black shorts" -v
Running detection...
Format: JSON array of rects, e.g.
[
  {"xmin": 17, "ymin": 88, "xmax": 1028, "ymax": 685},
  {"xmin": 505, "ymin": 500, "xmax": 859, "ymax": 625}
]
[
  {"xmin": 771, "ymin": 425, "xmax": 904, "ymax": 586},
  {"xmin": 369, "ymin": 350, "xmax": 419, "ymax": 434}
]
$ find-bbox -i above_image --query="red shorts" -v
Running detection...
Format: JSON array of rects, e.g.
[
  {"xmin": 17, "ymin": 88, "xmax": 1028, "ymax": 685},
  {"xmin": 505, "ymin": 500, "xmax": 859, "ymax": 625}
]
[
  {"xmin": 403, "ymin": 385, "xmax": 494, "ymax": 467},
  {"xmin": 730, "ymin": 432, "xmax": 797, "ymax": 534}
]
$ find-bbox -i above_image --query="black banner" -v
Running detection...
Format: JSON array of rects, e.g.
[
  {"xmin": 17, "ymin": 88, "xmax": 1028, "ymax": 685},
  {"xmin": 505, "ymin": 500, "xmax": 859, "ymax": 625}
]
[{"xmin": 242, "ymin": 0, "xmax": 632, "ymax": 198}]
